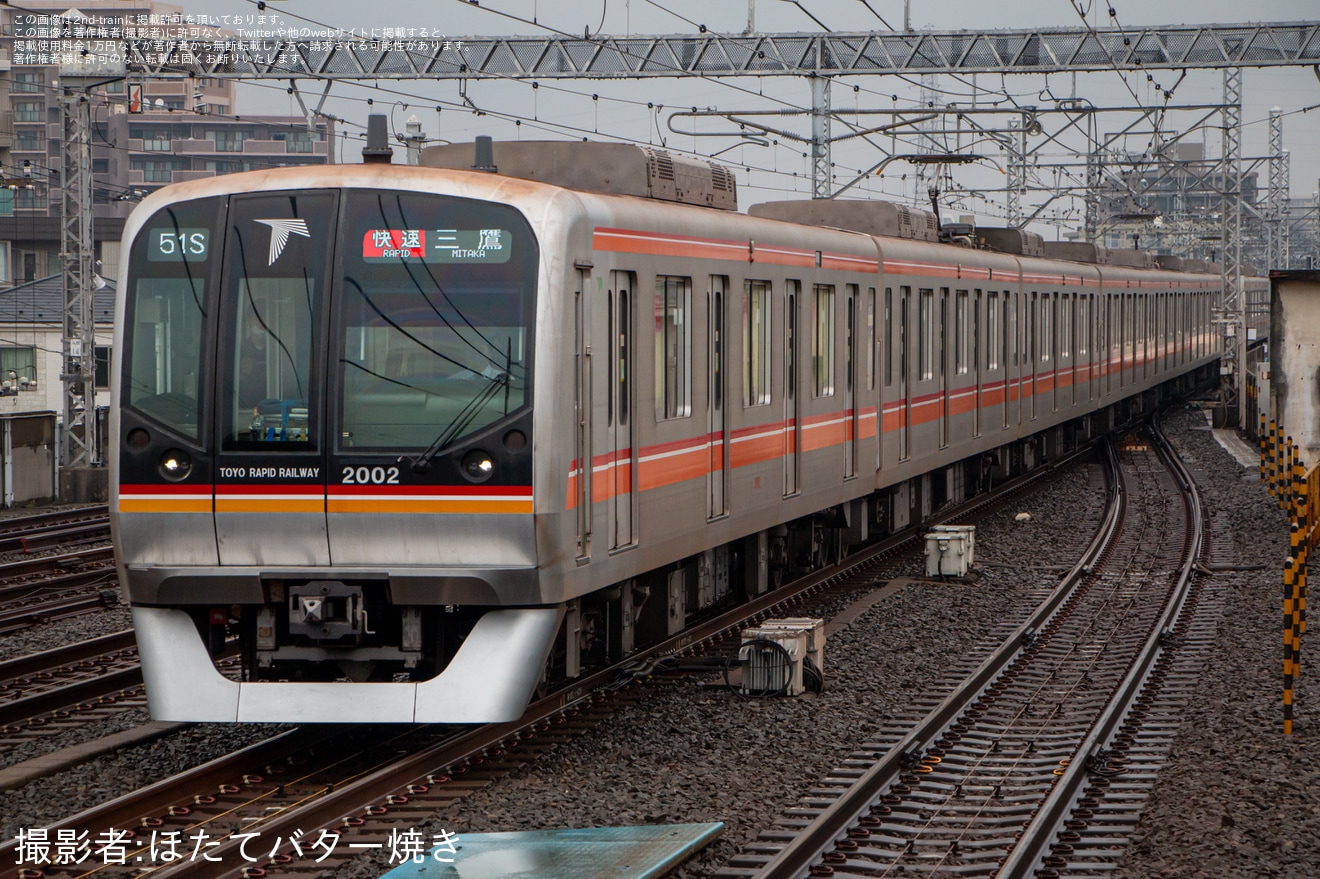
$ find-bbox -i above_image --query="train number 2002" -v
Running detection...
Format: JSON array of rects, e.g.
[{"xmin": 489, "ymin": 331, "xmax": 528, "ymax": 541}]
[{"xmin": 341, "ymin": 466, "xmax": 401, "ymax": 485}]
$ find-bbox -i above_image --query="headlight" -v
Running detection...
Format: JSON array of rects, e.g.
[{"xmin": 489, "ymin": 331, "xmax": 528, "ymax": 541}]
[
  {"xmin": 159, "ymin": 449, "xmax": 193, "ymax": 481},
  {"xmin": 461, "ymin": 449, "xmax": 495, "ymax": 482}
]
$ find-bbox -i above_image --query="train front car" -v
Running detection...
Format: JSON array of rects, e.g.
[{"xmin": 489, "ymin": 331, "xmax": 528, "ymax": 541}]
[{"xmin": 112, "ymin": 167, "xmax": 563, "ymax": 722}]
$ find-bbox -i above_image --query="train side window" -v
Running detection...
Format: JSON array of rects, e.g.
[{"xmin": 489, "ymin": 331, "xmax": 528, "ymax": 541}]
[
  {"xmin": 655, "ymin": 275, "xmax": 692, "ymax": 420},
  {"xmin": 1040, "ymin": 292, "xmax": 1051, "ymax": 362},
  {"xmin": 883, "ymin": 287, "xmax": 893, "ymax": 387},
  {"xmin": 787, "ymin": 280, "xmax": 799, "ymax": 404},
  {"xmin": 846, "ymin": 284, "xmax": 858, "ymax": 394},
  {"xmin": 744, "ymin": 279, "xmax": 771, "ymax": 406},
  {"xmin": 814, "ymin": 284, "xmax": 835, "ymax": 396},
  {"xmin": 616, "ymin": 272, "xmax": 633, "ymax": 426},
  {"xmin": 1060, "ymin": 294, "xmax": 1068, "ymax": 363},
  {"xmin": 1011, "ymin": 292, "xmax": 1020, "ymax": 367},
  {"xmin": 1078, "ymin": 295, "xmax": 1088, "ymax": 357},
  {"xmin": 955, "ymin": 289, "xmax": 969, "ymax": 374},
  {"xmin": 919, "ymin": 288, "xmax": 934, "ymax": 381},
  {"xmin": 867, "ymin": 287, "xmax": 876, "ymax": 391},
  {"xmin": 987, "ymin": 292, "xmax": 999, "ymax": 370}
]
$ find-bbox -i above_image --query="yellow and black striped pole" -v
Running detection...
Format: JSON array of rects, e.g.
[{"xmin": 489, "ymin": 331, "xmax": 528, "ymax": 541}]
[
  {"xmin": 1299, "ymin": 462, "xmax": 1309, "ymax": 649},
  {"xmin": 1283, "ymin": 436, "xmax": 1294, "ymax": 511},
  {"xmin": 1268, "ymin": 420, "xmax": 1279, "ymax": 498},
  {"xmin": 1260, "ymin": 414, "xmax": 1268, "ymax": 484},
  {"xmin": 1285, "ymin": 524, "xmax": 1300, "ymax": 735}
]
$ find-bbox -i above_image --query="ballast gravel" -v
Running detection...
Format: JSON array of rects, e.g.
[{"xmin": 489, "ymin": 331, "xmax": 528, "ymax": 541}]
[
  {"xmin": 1110, "ymin": 408, "xmax": 1318, "ymax": 879},
  {"xmin": 328, "ymin": 455, "xmax": 1111, "ymax": 879},
  {"xmin": 0, "ymin": 604, "xmax": 132, "ymax": 663}
]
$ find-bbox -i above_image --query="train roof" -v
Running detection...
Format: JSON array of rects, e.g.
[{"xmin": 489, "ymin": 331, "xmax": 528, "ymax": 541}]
[{"xmin": 421, "ymin": 140, "xmax": 738, "ymax": 212}]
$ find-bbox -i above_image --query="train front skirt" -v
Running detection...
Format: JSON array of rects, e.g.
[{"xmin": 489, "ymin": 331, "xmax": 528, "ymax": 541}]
[{"xmin": 131, "ymin": 605, "xmax": 564, "ymax": 723}]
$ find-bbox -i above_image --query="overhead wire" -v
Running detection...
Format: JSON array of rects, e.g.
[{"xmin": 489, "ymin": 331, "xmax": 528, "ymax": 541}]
[{"xmin": 221, "ymin": 0, "xmax": 1030, "ymax": 203}]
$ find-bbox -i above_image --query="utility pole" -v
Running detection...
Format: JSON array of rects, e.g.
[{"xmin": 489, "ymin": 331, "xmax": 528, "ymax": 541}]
[
  {"xmin": 1221, "ymin": 68, "xmax": 1245, "ymax": 429},
  {"xmin": 1268, "ymin": 107, "xmax": 1286, "ymax": 271},
  {"xmin": 57, "ymin": 12, "xmax": 124, "ymax": 497},
  {"xmin": 811, "ymin": 76, "xmax": 831, "ymax": 198},
  {"xmin": 404, "ymin": 115, "xmax": 426, "ymax": 165},
  {"xmin": 59, "ymin": 81, "xmax": 96, "ymax": 474}
]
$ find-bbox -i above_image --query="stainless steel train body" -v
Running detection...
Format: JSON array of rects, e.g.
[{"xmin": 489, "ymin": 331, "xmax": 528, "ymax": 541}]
[{"xmin": 112, "ymin": 148, "xmax": 1225, "ymax": 723}]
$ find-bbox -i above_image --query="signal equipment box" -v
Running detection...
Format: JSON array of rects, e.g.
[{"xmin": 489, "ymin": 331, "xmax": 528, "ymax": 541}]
[
  {"xmin": 925, "ymin": 525, "xmax": 976, "ymax": 577},
  {"xmin": 739, "ymin": 617, "xmax": 826, "ymax": 697}
]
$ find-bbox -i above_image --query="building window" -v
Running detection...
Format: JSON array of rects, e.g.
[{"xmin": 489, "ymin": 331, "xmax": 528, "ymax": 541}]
[
  {"xmin": 743, "ymin": 280, "xmax": 771, "ymax": 406},
  {"xmin": 133, "ymin": 159, "xmax": 183, "ymax": 182},
  {"xmin": 273, "ymin": 131, "xmax": 315, "ymax": 153},
  {"xmin": 0, "ymin": 348, "xmax": 35, "ymax": 387},
  {"xmin": 14, "ymin": 129, "xmax": 42, "ymax": 151},
  {"xmin": 205, "ymin": 160, "xmax": 245, "ymax": 175},
  {"xmin": 132, "ymin": 127, "xmax": 172, "ymax": 151},
  {"xmin": 14, "ymin": 102, "xmax": 42, "ymax": 123},
  {"xmin": 95, "ymin": 346, "xmax": 112, "ymax": 390},
  {"xmin": 655, "ymin": 275, "xmax": 691, "ymax": 419},
  {"xmin": 15, "ymin": 189, "xmax": 41, "ymax": 209},
  {"xmin": 813, "ymin": 284, "xmax": 835, "ymax": 396},
  {"xmin": 13, "ymin": 72, "xmax": 42, "ymax": 93},
  {"xmin": 210, "ymin": 129, "xmax": 249, "ymax": 152}
]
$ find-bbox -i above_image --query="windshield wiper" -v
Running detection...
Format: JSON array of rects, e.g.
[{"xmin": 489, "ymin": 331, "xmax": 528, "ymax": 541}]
[{"xmin": 407, "ymin": 371, "xmax": 509, "ymax": 474}]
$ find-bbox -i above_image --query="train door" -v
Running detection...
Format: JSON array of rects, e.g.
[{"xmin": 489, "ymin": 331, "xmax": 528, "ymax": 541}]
[
  {"xmin": 1119, "ymin": 294, "xmax": 1127, "ymax": 388},
  {"xmin": 973, "ymin": 290, "xmax": 982, "ymax": 436},
  {"xmin": 611, "ymin": 271, "xmax": 635, "ymax": 547},
  {"xmin": 213, "ymin": 191, "xmax": 335, "ymax": 566},
  {"xmin": 899, "ymin": 287, "xmax": 910, "ymax": 460},
  {"xmin": 784, "ymin": 281, "xmax": 800, "ymax": 495},
  {"xmin": 1089, "ymin": 294, "xmax": 1097, "ymax": 402},
  {"xmin": 1051, "ymin": 292, "xmax": 1059, "ymax": 412},
  {"xmin": 845, "ymin": 285, "xmax": 858, "ymax": 478},
  {"xmin": 575, "ymin": 268, "xmax": 593, "ymax": 562},
  {"xmin": 1002, "ymin": 293, "xmax": 1011, "ymax": 429},
  {"xmin": 939, "ymin": 289, "xmax": 949, "ymax": 448},
  {"xmin": 1069, "ymin": 294, "xmax": 1078, "ymax": 407},
  {"xmin": 868, "ymin": 287, "xmax": 877, "ymax": 472},
  {"xmin": 708, "ymin": 276, "xmax": 727, "ymax": 518},
  {"xmin": 1161, "ymin": 294, "xmax": 1172, "ymax": 372},
  {"xmin": 880, "ymin": 287, "xmax": 891, "ymax": 471},
  {"xmin": 1013, "ymin": 289, "xmax": 1024, "ymax": 422},
  {"xmin": 1028, "ymin": 292, "xmax": 1038, "ymax": 420}
]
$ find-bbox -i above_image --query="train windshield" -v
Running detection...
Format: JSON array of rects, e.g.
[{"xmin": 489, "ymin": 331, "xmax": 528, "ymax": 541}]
[
  {"xmin": 121, "ymin": 197, "xmax": 223, "ymax": 440},
  {"xmin": 337, "ymin": 191, "xmax": 536, "ymax": 450},
  {"xmin": 218, "ymin": 192, "xmax": 336, "ymax": 450}
]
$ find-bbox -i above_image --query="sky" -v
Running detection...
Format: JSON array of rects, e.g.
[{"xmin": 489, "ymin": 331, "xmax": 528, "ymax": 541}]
[{"xmin": 155, "ymin": 0, "xmax": 1320, "ymax": 238}]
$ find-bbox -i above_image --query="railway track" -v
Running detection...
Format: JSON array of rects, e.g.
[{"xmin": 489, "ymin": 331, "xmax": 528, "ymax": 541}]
[
  {"xmin": 0, "ymin": 547, "xmax": 119, "ymax": 634},
  {"xmin": 0, "ymin": 506, "xmax": 110, "ymax": 555},
  {"xmin": 0, "ymin": 632, "xmax": 145, "ymax": 744},
  {"xmin": 4, "ymin": 437, "xmax": 1101, "ymax": 879},
  {"xmin": 719, "ymin": 415, "xmax": 1210, "ymax": 879}
]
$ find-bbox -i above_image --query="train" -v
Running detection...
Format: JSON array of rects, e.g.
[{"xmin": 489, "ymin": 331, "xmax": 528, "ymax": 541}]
[{"xmin": 112, "ymin": 134, "xmax": 1243, "ymax": 723}]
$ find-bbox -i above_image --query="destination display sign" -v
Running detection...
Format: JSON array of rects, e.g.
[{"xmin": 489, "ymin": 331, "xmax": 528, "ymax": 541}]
[{"xmin": 360, "ymin": 228, "xmax": 512, "ymax": 263}]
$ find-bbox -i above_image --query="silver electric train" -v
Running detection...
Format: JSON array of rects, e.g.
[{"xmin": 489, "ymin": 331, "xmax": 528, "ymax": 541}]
[{"xmin": 112, "ymin": 138, "xmax": 1233, "ymax": 723}]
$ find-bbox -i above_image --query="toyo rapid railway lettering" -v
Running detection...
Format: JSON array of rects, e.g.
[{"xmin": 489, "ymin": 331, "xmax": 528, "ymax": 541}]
[{"xmin": 218, "ymin": 467, "xmax": 321, "ymax": 479}]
